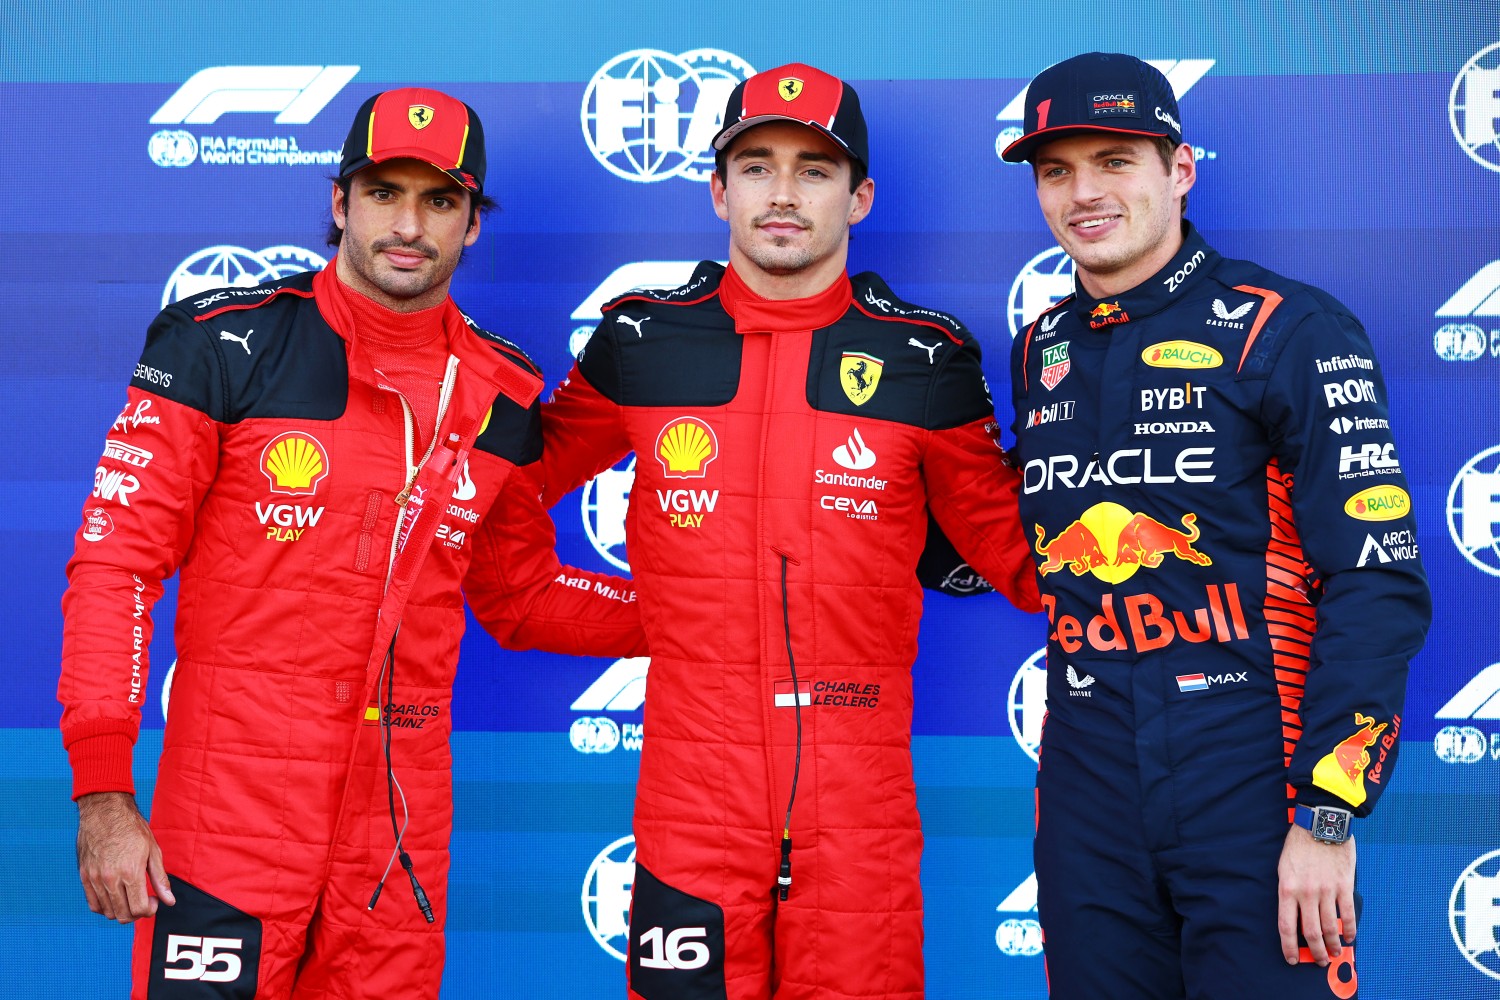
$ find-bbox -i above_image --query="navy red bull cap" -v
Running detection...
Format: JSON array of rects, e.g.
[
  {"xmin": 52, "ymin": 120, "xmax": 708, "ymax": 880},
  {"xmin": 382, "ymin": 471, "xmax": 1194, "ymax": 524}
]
[
  {"xmin": 339, "ymin": 87, "xmax": 486, "ymax": 194},
  {"xmin": 1001, "ymin": 52, "xmax": 1183, "ymax": 163},
  {"xmin": 712, "ymin": 62, "xmax": 869, "ymax": 171}
]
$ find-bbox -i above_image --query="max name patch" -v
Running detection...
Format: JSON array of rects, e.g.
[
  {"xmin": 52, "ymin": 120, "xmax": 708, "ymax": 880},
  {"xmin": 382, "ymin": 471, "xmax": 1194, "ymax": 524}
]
[{"xmin": 1091, "ymin": 92, "xmax": 1139, "ymax": 118}]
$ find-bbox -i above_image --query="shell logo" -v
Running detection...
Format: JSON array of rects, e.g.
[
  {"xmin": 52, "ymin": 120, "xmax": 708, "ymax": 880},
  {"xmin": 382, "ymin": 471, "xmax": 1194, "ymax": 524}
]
[
  {"xmin": 655, "ymin": 416, "xmax": 718, "ymax": 479},
  {"xmin": 260, "ymin": 432, "xmax": 330, "ymax": 495}
]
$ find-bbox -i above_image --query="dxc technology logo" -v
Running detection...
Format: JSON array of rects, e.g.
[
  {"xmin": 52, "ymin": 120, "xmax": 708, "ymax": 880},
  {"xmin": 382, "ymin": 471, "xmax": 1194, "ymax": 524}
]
[
  {"xmin": 1452, "ymin": 43, "xmax": 1500, "ymax": 173},
  {"xmin": 581, "ymin": 49, "xmax": 755, "ymax": 183}
]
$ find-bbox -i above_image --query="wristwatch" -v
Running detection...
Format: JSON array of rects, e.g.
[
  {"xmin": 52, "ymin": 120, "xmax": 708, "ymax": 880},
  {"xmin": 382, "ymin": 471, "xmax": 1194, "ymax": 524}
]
[{"xmin": 1294, "ymin": 804, "xmax": 1353, "ymax": 845}]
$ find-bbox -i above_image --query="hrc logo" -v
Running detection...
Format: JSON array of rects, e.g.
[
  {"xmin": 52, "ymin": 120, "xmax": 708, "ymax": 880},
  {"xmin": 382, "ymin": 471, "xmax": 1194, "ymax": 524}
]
[
  {"xmin": 655, "ymin": 417, "xmax": 719, "ymax": 479},
  {"xmin": 260, "ymin": 432, "xmax": 329, "ymax": 495}
]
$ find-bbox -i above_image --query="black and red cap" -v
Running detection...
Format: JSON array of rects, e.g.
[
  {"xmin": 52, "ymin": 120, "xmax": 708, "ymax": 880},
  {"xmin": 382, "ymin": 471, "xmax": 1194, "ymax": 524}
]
[
  {"xmin": 339, "ymin": 87, "xmax": 486, "ymax": 194},
  {"xmin": 1001, "ymin": 53, "xmax": 1182, "ymax": 164},
  {"xmin": 712, "ymin": 62, "xmax": 869, "ymax": 171}
]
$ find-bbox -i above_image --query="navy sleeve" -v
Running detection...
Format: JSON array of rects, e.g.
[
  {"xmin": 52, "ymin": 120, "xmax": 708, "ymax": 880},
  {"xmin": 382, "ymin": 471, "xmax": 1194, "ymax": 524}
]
[{"xmin": 1261, "ymin": 306, "xmax": 1431, "ymax": 816}]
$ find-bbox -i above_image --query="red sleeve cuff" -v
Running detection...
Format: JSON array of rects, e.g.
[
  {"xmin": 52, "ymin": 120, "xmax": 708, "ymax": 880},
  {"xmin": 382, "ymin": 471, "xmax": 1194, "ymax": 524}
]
[{"xmin": 65, "ymin": 731, "xmax": 136, "ymax": 799}]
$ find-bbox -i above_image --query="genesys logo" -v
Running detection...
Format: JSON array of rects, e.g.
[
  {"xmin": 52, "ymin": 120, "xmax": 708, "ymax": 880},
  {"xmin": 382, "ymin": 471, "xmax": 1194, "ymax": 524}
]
[
  {"xmin": 163, "ymin": 245, "xmax": 328, "ymax": 310},
  {"xmin": 582, "ymin": 835, "xmax": 637, "ymax": 962},
  {"xmin": 569, "ymin": 656, "xmax": 649, "ymax": 755},
  {"xmin": 1435, "ymin": 261, "xmax": 1500, "ymax": 361},
  {"xmin": 148, "ymin": 66, "xmax": 356, "ymax": 168},
  {"xmin": 1450, "ymin": 446, "xmax": 1500, "ymax": 577},
  {"xmin": 1452, "ymin": 43, "xmax": 1500, "ymax": 173},
  {"xmin": 1435, "ymin": 664, "xmax": 1500, "ymax": 764},
  {"xmin": 581, "ymin": 49, "xmax": 755, "ymax": 183},
  {"xmin": 1450, "ymin": 848, "xmax": 1500, "ymax": 981},
  {"xmin": 995, "ymin": 59, "xmax": 1217, "ymax": 162}
]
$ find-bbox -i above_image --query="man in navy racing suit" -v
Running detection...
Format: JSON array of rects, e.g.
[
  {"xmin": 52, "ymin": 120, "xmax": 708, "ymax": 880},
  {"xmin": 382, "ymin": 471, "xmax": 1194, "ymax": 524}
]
[{"xmin": 999, "ymin": 52, "xmax": 1430, "ymax": 999}]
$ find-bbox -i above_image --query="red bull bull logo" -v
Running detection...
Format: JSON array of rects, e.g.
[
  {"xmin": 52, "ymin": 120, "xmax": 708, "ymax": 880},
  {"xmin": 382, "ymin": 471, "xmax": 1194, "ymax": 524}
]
[
  {"xmin": 1033, "ymin": 503, "xmax": 1211, "ymax": 583},
  {"xmin": 1312, "ymin": 712, "xmax": 1391, "ymax": 807},
  {"xmin": 1089, "ymin": 301, "xmax": 1130, "ymax": 328}
]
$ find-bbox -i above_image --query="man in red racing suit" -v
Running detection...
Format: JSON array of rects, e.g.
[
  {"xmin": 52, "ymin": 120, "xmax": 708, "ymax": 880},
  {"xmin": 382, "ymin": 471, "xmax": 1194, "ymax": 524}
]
[
  {"xmin": 59, "ymin": 88, "xmax": 643, "ymax": 998},
  {"xmin": 541, "ymin": 64, "xmax": 1039, "ymax": 999}
]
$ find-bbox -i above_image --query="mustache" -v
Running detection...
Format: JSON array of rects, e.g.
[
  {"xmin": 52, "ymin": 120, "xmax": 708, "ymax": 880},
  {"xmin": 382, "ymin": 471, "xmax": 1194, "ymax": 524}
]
[
  {"xmin": 371, "ymin": 237, "xmax": 438, "ymax": 259},
  {"xmin": 753, "ymin": 210, "xmax": 814, "ymax": 230}
]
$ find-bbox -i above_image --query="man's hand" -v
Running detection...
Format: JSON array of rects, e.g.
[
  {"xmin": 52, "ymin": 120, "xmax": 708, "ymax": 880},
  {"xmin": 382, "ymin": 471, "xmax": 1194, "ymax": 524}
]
[
  {"xmin": 1277, "ymin": 823, "xmax": 1356, "ymax": 965},
  {"xmin": 76, "ymin": 791, "xmax": 175, "ymax": 923}
]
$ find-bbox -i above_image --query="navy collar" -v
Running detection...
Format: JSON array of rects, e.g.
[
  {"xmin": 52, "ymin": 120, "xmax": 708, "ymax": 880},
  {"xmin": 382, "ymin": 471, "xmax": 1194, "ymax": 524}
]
[{"xmin": 1069, "ymin": 221, "xmax": 1219, "ymax": 330}]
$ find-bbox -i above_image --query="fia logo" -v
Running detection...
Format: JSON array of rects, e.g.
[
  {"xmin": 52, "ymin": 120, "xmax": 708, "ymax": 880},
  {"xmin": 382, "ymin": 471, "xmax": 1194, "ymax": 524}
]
[
  {"xmin": 582, "ymin": 835, "xmax": 638, "ymax": 961},
  {"xmin": 1452, "ymin": 43, "xmax": 1500, "ymax": 173},
  {"xmin": 581, "ymin": 50, "xmax": 755, "ymax": 183},
  {"xmin": 1008, "ymin": 247, "xmax": 1076, "ymax": 338},
  {"xmin": 1448, "ymin": 445, "xmax": 1500, "ymax": 577}
]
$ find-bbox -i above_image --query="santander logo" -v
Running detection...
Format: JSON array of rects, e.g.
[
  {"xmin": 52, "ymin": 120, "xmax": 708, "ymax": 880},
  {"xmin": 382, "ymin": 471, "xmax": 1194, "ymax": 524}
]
[{"xmin": 833, "ymin": 428, "xmax": 877, "ymax": 470}]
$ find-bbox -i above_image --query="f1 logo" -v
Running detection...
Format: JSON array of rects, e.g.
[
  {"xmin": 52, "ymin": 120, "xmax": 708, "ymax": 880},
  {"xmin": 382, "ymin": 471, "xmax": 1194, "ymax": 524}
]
[{"xmin": 151, "ymin": 66, "xmax": 360, "ymax": 125}]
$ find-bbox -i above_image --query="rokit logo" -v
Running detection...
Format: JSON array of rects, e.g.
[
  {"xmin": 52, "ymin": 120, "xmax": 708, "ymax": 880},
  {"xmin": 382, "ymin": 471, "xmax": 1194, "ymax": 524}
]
[
  {"xmin": 581, "ymin": 50, "xmax": 755, "ymax": 183},
  {"xmin": 148, "ymin": 65, "xmax": 356, "ymax": 168},
  {"xmin": 570, "ymin": 657, "xmax": 648, "ymax": 755},
  {"xmin": 163, "ymin": 245, "xmax": 327, "ymax": 310},
  {"xmin": 1450, "ymin": 848, "xmax": 1500, "ymax": 981},
  {"xmin": 995, "ymin": 59, "xmax": 1217, "ymax": 162},
  {"xmin": 1448, "ymin": 445, "xmax": 1500, "ymax": 577},
  {"xmin": 1435, "ymin": 664, "xmax": 1500, "ymax": 764},
  {"xmin": 1435, "ymin": 261, "xmax": 1500, "ymax": 361},
  {"xmin": 1452, "ymin": 43, "xmax": 1500, "ymax": 173},
  {"xmin": 582, "ymin": 835, "xmax": 637, "ymax": 962}
]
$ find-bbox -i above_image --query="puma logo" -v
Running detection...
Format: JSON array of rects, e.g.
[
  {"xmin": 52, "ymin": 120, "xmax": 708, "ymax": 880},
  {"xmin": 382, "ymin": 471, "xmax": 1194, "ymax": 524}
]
[
  {"xmin": 907, "ymin": 338, "xmax": 940, "ymax": 364},
  {"xmin": 616, "ymin": 315, "xmax": 648, "ymax": 338},
  {"xmin": 219, "ymin": 329, "xmax": 254, "ymax": 355}
]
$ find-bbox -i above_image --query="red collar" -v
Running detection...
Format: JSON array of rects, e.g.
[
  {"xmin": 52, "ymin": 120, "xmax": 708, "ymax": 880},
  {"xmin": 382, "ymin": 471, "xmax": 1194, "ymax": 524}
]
[{"xmin": 717, "ymin": 264, "xmax": 852, "ymax": 334}]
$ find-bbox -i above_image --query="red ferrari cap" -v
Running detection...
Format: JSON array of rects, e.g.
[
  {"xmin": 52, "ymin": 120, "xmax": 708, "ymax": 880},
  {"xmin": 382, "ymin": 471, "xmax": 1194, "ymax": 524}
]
[
  {"xmin": 712, "ymin": 62, "xmax": 869, "ymax": 170},
  {"xmin": 338, "ymin": 87, "xmax": 486, "ymax": 193}
]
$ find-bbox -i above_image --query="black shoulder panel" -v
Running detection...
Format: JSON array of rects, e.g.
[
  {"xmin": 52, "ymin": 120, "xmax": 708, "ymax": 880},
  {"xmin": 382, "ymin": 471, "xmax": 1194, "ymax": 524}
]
[
  {"xmin": 461, "ymin": 311, "xmax": 544, "ymax": 379},
  {"xmin": 473, "ymin": 395, "xmax": 542, "ymax": 466},
  {"xmin": 808, "ymin": 274, "xmax": 991, "ymax": 429},
  {"xmin": 132, "ymin": 272, "xmax": 349, "ymax": 424},
  {"xmin": 583, "ymin": 262, "xmax": 742, "ymax": 408}
]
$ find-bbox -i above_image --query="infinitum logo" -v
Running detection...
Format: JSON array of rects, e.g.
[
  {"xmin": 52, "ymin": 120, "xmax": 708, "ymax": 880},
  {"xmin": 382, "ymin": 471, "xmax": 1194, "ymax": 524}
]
[{"xmin": 148, "ymin": 66, "xmax": 356, "ymax": 168}]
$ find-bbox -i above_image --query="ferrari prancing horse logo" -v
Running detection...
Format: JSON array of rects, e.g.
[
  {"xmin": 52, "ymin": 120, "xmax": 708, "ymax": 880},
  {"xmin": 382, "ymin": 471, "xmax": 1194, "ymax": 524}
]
[
  {"xmin": 779, "ymin": 78, "xmax": 804, "ymax": 102},
  {"xmin": 840, "ymin": 352, "xmax": 884, "ymax": 406},
  {"xmin": 408, "ymin": 105, "xmax": 435, "ymax": 130}
]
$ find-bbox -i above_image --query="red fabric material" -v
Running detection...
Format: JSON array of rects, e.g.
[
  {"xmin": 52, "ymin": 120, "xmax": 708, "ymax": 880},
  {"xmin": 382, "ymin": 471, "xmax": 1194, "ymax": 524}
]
[
  {"xmin": 59, "ymin": 270, "xmax": 643, "ymax": 993},
  {"xmin": 541, "ymin": 266, "xmax": 1037, "ymax": 998},
  {"xmin": 326, "ymin": 268, "xmax": 449, "ymax": 455},
  {"xmin": 716, "ymin": 263, "xmax": 851, "ymax": 334}
]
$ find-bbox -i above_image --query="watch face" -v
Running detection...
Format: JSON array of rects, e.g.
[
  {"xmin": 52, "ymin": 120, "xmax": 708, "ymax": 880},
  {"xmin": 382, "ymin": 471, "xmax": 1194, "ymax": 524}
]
[{"xmin": 1315, "ymin": 810, "xmax": 1350, "ymax": 841}]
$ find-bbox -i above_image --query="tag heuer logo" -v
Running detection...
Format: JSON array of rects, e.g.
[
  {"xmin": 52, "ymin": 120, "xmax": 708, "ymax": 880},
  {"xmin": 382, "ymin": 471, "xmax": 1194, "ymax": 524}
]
[{"xmin": 1040, "ymin": 341, "xmax": 1071, "ymax": 391}]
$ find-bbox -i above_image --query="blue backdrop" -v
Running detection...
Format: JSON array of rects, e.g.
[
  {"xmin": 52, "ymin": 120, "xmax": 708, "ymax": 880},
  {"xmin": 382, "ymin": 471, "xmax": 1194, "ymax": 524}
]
[{"xmin": 6, "ymin": 2, "xmax": 1500, "ymax": 996}]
